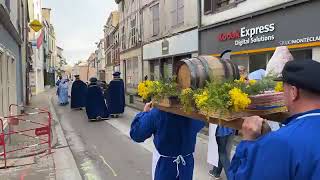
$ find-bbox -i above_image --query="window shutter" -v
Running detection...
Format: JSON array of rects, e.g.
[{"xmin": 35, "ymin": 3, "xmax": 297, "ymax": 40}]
[
  {"xmin": 171, "ymin": 0, "xmax": 177, "ymax": 26},
  {"xmin": 177, "ymin": 0, "xmax": 184, "ymax": 24}
]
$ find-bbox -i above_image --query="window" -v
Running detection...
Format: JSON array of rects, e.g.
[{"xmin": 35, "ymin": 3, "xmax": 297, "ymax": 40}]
[
  {"xmin": 107, "ymin": 52, "xmax": 111, "ymax": 65},
  {"xmin": 171, "ymin": 0, "xmax": 184, "ymax": 27},
  {"xmin": 204, "ymin": 0, "xmax": 213, "ymax": 14},
  {"xmin": 130, "ymin": 17, "xmax": 137, "ymax": 46},
  {"xmin": 121, "ymin": 26, "xmax": 126, "ymax": 50},
  {"xmin": 151, "ymin": 4, "xmax": 160, "ymax": 36},
  {"xmin": 204, "ymin": 0, "xmax": 245, "ymax": 14},
  {"xmin": 5, "ymin": 0, "xmax": 10, "ymax": 12}
]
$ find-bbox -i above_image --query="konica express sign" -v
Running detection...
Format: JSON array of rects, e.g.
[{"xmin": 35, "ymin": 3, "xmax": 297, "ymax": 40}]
[
  {"xmin": 218, "ymin": 23, "xmax": 275, "ymax": 47},
  {"xmin": 200, "ymin": 1, "xmax": 320, "ymax": 55}
]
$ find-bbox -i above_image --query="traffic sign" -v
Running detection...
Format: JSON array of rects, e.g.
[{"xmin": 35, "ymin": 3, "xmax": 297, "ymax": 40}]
[{"xmin": 29, "ymin": 20, "xmax": 43, "ymax": 32}]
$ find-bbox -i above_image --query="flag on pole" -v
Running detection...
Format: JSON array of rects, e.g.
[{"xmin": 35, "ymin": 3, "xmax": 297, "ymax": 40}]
[{"xmin": 37, "ymin": 31, "xmax": 44, "ymax": 49}]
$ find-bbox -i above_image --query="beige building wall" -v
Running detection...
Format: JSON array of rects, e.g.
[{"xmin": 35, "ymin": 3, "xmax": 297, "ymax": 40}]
[{"xmin": 142, "ymin": 0, "xmax": 198, "ymax": 43}]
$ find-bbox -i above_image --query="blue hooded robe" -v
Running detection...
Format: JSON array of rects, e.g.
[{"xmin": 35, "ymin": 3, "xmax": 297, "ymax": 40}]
[
  {"xmin": 130, "ymin": 108, "xmax": 205, "ymax": 180},
  {"xmin": 229, "ymin": 109, "xmax": 320, "ymax": 180},
  {"xmin": 71, "ymin": 80, "xmax": 88, "ymax": 109},
  {"xmin": 58, "ymin": 79, "xmax": 69, "ymax": 105},
  {"xmin": 85, "ymin": 83, "xmax": 109, "ymax": 120},
  {"xmin": 106, "ymin": 78, "xmax": 125, "ymax": 114}
]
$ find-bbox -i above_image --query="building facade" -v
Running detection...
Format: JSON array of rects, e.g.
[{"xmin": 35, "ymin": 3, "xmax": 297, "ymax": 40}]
[
  {"xmin": 142, "ymin": 0, "xmax": 199, "ymax": 80},
  {"xmin": 116, "ymin": 0, "xmax": 143, "ymax": 94},
  {"xmin": 104, "ymin": 11, "xmax": 119, "ymax": 83},
  {"xmin": 0, "ymin": 0, "xmax": 29, "ymax": 117},
  {"xmin": 200, "ymin": 0, "xmax": 320, "ymax": 72},
  {"xmin": 42, "ymin": 8, "xmax": 57, "ymax": 87},
  {"xmin": 87, "ymin": 52, "xmax": 97, "ymax": 79},
  {"xmin": 28, "ymin": 0, "xmax": 45, "ymax": 95},
  {"xmin": 96, "ymin": 39, "xmax": 105, "ymax": 81}
]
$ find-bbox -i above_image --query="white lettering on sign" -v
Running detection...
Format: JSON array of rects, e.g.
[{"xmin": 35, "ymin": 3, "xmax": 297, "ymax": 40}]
[
  {"xmin": 240, "ymin": 23, "xmax": 275, "ymax": 38},
  {"xmin": 234, "ymin": 23, "xmax": 276, "ymax": 46},
  {"xmin": 235, "ymin": 35, "xmax": 275, "ymax": 47},
  {"xmin": 279, "ymin": 35, "xmax": 320, "ymax": 46}
]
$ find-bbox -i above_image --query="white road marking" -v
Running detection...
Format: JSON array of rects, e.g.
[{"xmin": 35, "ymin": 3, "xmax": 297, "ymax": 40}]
[{"xmin": 99, "ymin": 155, "xmax": 117, "ymax": 177}]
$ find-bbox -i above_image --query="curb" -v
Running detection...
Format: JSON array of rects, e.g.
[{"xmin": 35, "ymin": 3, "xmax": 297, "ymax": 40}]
[{"xmin": 49, "ymin": 96, "xmax": 82, "ymax": 180}]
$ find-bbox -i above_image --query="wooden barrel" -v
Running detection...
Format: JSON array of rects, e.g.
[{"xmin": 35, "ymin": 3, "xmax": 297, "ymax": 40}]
[{"xmin": 177, "ymin": 56, "xmax": 240, "ymax": 89}]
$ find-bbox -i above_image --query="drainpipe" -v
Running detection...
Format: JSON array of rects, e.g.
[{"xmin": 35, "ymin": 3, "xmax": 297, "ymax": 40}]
[
  {"xmin": 197, "ymin": 0, "xmax": 202, "ymax": 55},
  {"xmin": 140, "ymin": 0, "xmax": 144, "ymax": 81}
]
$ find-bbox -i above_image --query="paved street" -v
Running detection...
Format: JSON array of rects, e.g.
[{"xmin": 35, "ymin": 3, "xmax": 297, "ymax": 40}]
[
  {"xmin": 52, "ymin": 98, "xmax": 152, "ymax": 180},
  {"xmin": 52, "ymin": 94, "xmax": 227, "ymax": 180}
]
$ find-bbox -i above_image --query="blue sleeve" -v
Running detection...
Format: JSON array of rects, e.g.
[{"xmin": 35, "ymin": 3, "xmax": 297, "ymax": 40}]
[
  {"xmin": 229, "ymin": 134, "xmax": 292, "ymax": 180},
  {"xmin": 192, "ymin": 119, "xmax": 205, "ymax": 133},
  {"xmin": 130, "ymin": 109, "xmax": 157, "ymax": 143}
]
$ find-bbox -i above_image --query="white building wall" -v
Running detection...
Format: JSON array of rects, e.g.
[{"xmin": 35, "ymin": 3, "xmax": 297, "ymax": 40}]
[{"xmin": 202, "ymin": 0, "xmax": 296, "ymax": 26}]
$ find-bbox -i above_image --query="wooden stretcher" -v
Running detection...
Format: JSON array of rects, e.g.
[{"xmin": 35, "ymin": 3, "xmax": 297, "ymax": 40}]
[{"xmin": 153, "ymin": 103, "xmax": 290, "ymax": 130}]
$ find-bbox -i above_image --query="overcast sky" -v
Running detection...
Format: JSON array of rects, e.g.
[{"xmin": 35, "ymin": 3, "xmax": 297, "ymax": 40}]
[{"xmin": 43, "ymin": 0, "xmax": 117, "ymax": 65}]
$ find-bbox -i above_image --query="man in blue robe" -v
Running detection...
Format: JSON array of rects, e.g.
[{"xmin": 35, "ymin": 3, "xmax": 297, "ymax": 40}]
[
  {"xmin": 130, "ymin": 102, "xmax": 205, "ymax": 180},
  {"xmin": 85, "ymin": 77, "xmax": 109, "ymax": 121},
  {"xmin": 58, "ymin": 79, "xmax": 69, "ymax": 105},
  {"xmin": 229, "ymin": 59, "xmax": 320, "ymax": 180},
  {"xmin": 71, "ymin": 75, "xmax": 87, "ymax": 110},
  {"xmin": 106, "ymin": 72, "xmax": 125, "ymax": 118}
]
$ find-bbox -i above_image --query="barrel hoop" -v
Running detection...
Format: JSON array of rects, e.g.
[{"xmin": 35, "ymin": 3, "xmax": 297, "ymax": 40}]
[
  {"xmin": 189, "ymin": 58, "xmax": 202, "ymax": 88},
  {"xmin": 232, "ymin": 61, "xmax": 240, "ymax": 79},
  {"xmin": 226, "ymin": 59, "xmax": 239, "ymax": 80},
  {"xmin": 183, "ymin": 59, "xmax": 197, "ymax": 89},
  {"xmin": 220, "ymin": 60, "xmax": 231, "ymax": 79},
  {"xmin": 197, "ymin": 56, "xmax": 210, "ymax": 84}
]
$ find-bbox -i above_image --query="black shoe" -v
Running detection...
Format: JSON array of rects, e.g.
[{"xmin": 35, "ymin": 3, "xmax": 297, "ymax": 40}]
[
  {"xmin": 96, "ymin": 116, "xmax": 102, "ymax": 121},
  {"xmin": 208, "ymin": 170, "xmax": 221, "ymax": 179}
]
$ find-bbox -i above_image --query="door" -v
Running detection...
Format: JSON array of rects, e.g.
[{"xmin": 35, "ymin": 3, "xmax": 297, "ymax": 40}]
[{"xmin": 1, "ymin": 54, "xmax": 8, "ymax": 117}]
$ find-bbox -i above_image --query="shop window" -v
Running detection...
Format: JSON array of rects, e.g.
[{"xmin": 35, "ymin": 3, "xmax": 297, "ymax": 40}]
[
  {"xmin": 249, "ymin": 54, "xmax": 267, "ymax": 73},
  {"xmin": 150, "ymin": 61, "xmax": 155, "ymax": 81},
  {"xmin": 291, "ymin": 49, "xmax": 312, "ymax": 61}
]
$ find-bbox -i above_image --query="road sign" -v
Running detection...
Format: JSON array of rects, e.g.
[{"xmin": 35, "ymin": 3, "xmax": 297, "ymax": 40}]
[{"xmin": 29, "ymin": 20, "xmax": 43, "ymax": 32}]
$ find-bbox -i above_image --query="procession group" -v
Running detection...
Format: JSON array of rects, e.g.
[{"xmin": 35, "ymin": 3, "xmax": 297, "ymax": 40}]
[
  {"xmin": 56, "ymin": 47, "xmax": 320, "ymax": 180},
  {"xmin": 130, "ymin": 47, "xmax": 320, "ymax": 180},
  {"xmin": 56, "ymin": 72, "xmax": 125, "ymax": 120}
]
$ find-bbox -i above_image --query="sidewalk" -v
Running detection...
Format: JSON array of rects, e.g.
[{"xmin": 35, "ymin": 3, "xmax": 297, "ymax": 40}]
[
  {"xmin": 0, "ymin": 90, "xmax": 81, "ymax": 180},
  {"xmin": 105, "ymin": 107, "xmax": 230, "ymax": 180}
]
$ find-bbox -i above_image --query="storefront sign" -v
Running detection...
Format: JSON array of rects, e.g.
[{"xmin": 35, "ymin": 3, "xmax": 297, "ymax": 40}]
[
  {"xmin": 218, "ymin": 23, "xmax": 275, "ymax": 47},
  {"xmin": 279, "ymin": 35, "xmax": 320, "ymax": 46},
  {"xmin": 200, "ymin": 1, "xmax": 320, "ymax": 55}
]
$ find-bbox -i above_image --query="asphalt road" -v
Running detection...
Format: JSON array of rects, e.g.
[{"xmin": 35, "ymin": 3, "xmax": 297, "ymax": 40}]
[{"xmin": 53, "ymin": 99, "xmax": 152, "ymax": 180}]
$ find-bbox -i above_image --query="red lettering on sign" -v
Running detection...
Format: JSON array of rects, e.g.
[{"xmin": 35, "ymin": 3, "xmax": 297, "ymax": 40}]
[
  {"xmin": 35, "ymin": 126, "xmax": 49, "ymax": 136},
  {"xmin": 218, "ymin": 30, "xmax": 240, "ymax": 41}
]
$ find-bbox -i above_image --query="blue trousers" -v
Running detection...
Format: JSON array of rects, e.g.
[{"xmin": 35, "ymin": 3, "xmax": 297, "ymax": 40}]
[{"xmin": 212, "ymin": 135, "xmax": 233, "ymax": 176}]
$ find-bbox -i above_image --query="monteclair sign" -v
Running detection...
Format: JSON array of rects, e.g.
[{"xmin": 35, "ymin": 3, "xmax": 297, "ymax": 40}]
[{"xmin": 218, "ymin": 23, "xmax": 276, "ymax": 47}]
